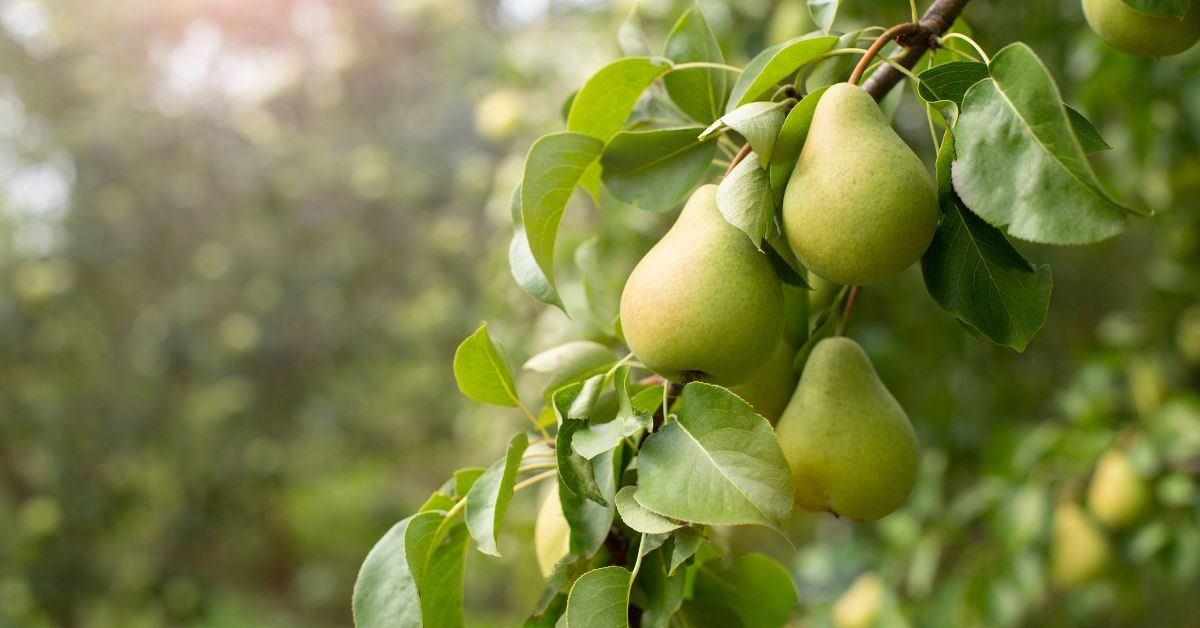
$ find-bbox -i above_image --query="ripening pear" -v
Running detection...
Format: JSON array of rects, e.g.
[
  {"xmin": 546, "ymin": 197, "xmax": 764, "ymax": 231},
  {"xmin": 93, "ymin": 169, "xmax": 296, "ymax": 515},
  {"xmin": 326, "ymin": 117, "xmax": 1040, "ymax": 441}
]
[
  {"xmin": 775, "ymin": 337, "xmax": 919, "ymax": 521},
  {"xmin": 1083, "ymin": 0, "xmax": 1200, "ymax": 58},
  {"xmin": 782, "ymin": 83, "xmax": 938, "ymax": 286},
  {"xmin": 832, "ymin": 572, "xmax": 885, "ymax": 628},
  {"xmin": 620, "ymin": 185, "xmax": 784, "ymax": 385},
  {"xmin": 1051, "ymin": 502, "xmax": 1112, "ymax": 587},
  {"xmin": 1087, "ymin": 449, "xmax": 1149, "ymax": 530},
  {"xmin": 730, "ymin": 339, "xmax": 799, "ymax": 425},
  {"xmin": 534, "ymin": 485, "xmax": 570, "ymax": 579}
]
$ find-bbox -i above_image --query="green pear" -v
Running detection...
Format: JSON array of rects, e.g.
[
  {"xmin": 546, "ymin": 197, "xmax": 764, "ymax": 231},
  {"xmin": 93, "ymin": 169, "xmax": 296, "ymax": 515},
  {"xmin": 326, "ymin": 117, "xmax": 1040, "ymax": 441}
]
[
  {"xmin": 1083, "ymin": 0, "xmax": 1200, "ymax": 58},
  {"xmin": 730, "ymin": 339, "xmax": 799, "ymax": 425},
  {"xmin": 832, "ymin": 572, "xmax": 885, "ymax": 628},
  {"xmin": 775, "ymin": 337, "xmax": 919, "ymax": 521},
  {"xmin": 1087, "ymin": 449, "xmax": 1149, "ymax": 530},
  {"xmin": 534, "ymin": 485, "xmax": 570, "ymax": 578},
  {"xmin": 620, "ymin": 184, "xmax": 784, "ymax": 385},
  {"xmin": 782, "ymin": 83, "xmax": 938, "ymax": 286},
  {"xmin": 1051, "ymin": 502, "xmax": 1111, "ymax": 587}
]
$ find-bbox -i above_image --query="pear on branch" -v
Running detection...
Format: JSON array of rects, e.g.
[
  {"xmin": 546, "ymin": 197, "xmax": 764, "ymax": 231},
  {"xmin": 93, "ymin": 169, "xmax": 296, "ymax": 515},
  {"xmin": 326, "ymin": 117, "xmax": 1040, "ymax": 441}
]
[
  {"xmin": 1083, "ymin": 0, "xmax": 1200, "ymax": 58},
  {"xmin": 1087, "ymin": 448, "xmax": 1149, "ymax": 530}
]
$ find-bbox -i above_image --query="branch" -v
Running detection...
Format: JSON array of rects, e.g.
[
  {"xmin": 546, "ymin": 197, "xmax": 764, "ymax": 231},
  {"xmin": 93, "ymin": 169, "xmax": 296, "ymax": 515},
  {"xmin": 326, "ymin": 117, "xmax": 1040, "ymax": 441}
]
[{"xmin": 862, "ymin": 0, "xmax": 972, "ymax": 102}]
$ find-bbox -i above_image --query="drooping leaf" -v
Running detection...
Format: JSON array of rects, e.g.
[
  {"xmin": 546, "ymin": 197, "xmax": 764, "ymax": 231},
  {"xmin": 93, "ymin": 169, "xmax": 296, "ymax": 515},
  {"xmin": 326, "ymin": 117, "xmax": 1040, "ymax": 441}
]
[
  {"xmin": 465, "ymin": 432, "xmax": 530, "ymax": 556},
  {"xmin": 600, "ymin": 127, "xmax": 718, "ymax": 212},
  {"xmin": 716, "ymin": 154, "xmax": 775, "ymax": 249},
  {"xmin": 1065, "ymin": 105, "xmax": 1112, "ymax": 153},
  {"xmin": 923, "ymin": 131, "xmax": 1052, "ymax": 352},
  {"xmin": 573, "ymin": 366, "xmax": 653, "ymax": 460},
  {"xmin": 554, "ymin": 380, "xmax": 609, "ymax": 506},
  {"xmin": 693, "ymin": 553, "xmax": 797, "ymax": 628},
  {"xmin": 565, "ymin": 566, "xmax": 632, "ymax": 628},
  {"xmin": 510, "ymin": 185, "xmax": 562, "ymax": 309},
  {"xmin": 452, "ymin": 322, "xmax": 520, "ymax": 407},
  {"xmin": 768, "ymin": 86, "xmax": 827, "ymax": 208},
  {"xmin": 567, "ymin": 57, "xmax": 671, "ymax": 141},
  {"xmin": 668, "ymin": 527, "xmax": 704, "ymax": 574},
  {"xmin": 663, "ymin": 6, "xmax": 729, "ymax": 123},
  {"xmin": 561, "ymin": 446, "xmax": 619, "ymax": 560},
  {"xmin": 635, "ymin": 383, "xmax": 793, "ymax": 528},
  {"xmin": 951, "ymin": 43, "xmax": 1139, "ymax": 244},
  {"xmin": 916, "ymin": 61, "xmax": 989, "ymax": 107},
  {"xmin": 1120, "ymin": 0, "xmax": 1190, "ymax": 17},
  {"xmin": 807, "ymin": 0, "xmax": 844, "ymax": 33},
  {"xmin": 726, "ymin": 35, "xmax": 837, "ymax": 112},
  {"xmin": 616, "ymin": 486, "xmax": 681, "ymax": 534},
  {"xmin": 631, "ymin": 549, "xmax": 685, "ymax": 628},
  {"xmin": 525, "ymin": 341, "xmax": 617, "ymax": 394},
  {"xmin": 701, "ymin": 102, "xmax": 787, "ymax": 165}
]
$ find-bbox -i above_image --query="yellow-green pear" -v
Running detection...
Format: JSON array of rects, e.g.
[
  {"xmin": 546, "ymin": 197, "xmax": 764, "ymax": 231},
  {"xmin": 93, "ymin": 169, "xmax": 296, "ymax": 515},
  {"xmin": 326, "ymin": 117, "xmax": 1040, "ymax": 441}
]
[
  {"xmin": 782, "ymin": 83, "xmax": 938, "ymax": 286},
  {"xmin": 534, "ymin": 485, "xmax": 570, "ymax": 578},
  {"xmin": 775, "ymin": 337, "xmax": 919, "ymax": 521},
  {"xmin": 1087, "ymin": 449, "xmax": 1149, "ymax": 530},
  {"xmin": 832, "ymin": 572, "xmax": 885, "ymax": 628},
  {"xmin": 1051, "ymin": 502, "xmax": 1111, "ymax": 587},
  {"xmin": 1083, "ymin": 0, "xmax": 1200, "ymax": 58},
  {"xmin": 620, "ymin": 184, "xmax": 784, "ymax": 385},
  {"xmin": 730, "ymin": 339, "xmax": 799, "ymax": 425}
]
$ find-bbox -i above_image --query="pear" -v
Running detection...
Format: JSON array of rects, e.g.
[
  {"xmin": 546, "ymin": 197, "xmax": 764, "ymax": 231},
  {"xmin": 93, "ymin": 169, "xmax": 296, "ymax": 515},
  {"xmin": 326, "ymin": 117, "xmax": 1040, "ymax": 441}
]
[
  {"xmin": 782, "ymin": 83, "xmax": 938, "ymax": 286},
  {"xmin": 1087, "ymin": 449, "xmax": 1149, "ymax": 530},
  {"xmin": 832, "ymin": 572, "xmax": 885, "ymax": 628},
  {"xmin": 1051, "ymin": 502, "xmax": 1111, "ymax": 587},
  {"xmin": 534, "ymin": 485, "xmax": 571, "ymax": 579},
  {"xmin": 775, "ymin": 337, "xmax": 919, "ymax": 521},
  {"xmin": 730, "ymin": 339, "xmax": 800, "ymax": 425},
  {"xmin": 1083, "ymin": 0, "xmax": 1200, "ymax": 58},
  {"xmin": 620, "ymin": 184, "xmax": 784, "ymax": 385}
]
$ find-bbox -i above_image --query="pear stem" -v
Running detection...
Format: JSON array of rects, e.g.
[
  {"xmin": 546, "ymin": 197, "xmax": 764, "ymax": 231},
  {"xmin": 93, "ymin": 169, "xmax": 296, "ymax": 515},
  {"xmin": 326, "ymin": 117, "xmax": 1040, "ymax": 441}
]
[
  {"xmin": 724, "ymin": 142, "xmax": 753, "ymax": 176},
  {"xmin": 848, "ymin": 22, "xmax": 921, "ymax": 86},
  {"xmin": 837, "ymin": 285, "xmax": 861, "ymax": 336},
  {"xmin": 861, "ymin": 0, "xmax": 974, "ymax": 100}
]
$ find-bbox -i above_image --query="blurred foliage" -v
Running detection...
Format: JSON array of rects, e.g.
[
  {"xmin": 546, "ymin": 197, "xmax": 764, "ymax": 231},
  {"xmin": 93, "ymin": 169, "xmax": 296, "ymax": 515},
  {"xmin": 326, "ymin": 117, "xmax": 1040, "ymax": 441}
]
[{"xmin": 0, "ymin": 0, "xmax": 1196, "ymax": 626}]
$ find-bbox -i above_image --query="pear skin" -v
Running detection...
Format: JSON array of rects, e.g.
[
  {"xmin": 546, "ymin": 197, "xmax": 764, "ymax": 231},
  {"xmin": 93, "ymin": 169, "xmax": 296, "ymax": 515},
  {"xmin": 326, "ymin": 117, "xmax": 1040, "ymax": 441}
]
[
  {"xmin": 775, "ymin": 337, "xmax": 919, "ymax": 521},
  {"xmin": 1083, "ymin": 0, "xmax": 1200, "ymax": 58},
  {"xmin": 730, "ymin": 339, "xmax": 800, "ymax": 425},
  {"xmin": 1051, "ymin": 502, "xmax": 1111, "ymax": 587},
  {"xmin": 534, "ymin": 484, "xmax": 570, "ymax": 578},
  {"xmin": 1087, "ymin": 449, "xmax": 1149, "ymax": 530},
  {"xmin": 782, "ymin": 83, "xmax": 938, "ymax": 286},
  {"xmin": 620, "ymin": 184, "xmax": 784, "ymax": 385}
]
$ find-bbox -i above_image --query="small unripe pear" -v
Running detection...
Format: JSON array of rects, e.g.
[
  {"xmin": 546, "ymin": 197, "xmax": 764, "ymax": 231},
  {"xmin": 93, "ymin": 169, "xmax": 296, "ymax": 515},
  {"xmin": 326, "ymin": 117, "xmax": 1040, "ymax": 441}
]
[
  {"xmin": 730, "ymin": 339, "xmax": 799, "ymax": 424},
  {"xmin": 1051, "ymin": 502, "xmax": 1111, "ymax": 587},
  {"xmin": 1087, "ymin": 449, "xmax": 1149, "ymax": 530},
  {"xmin": 832, "ymin": 572, "xmax": 885, "ymax": 628},
  {"xmin": 534, "ymin": 485, "xmax": 570, "ymax": 578},
  {"xmin": 620, "ymin": 185, "xmax": 784, "ymax": 385},
  {"xmin": 1082, "ymin": 0, "xmax": 1200, "ymax": 58}
]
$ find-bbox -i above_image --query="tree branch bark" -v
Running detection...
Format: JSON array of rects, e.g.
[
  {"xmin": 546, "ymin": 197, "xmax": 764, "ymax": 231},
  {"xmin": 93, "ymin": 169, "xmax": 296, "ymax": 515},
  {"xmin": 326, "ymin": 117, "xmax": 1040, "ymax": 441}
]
[{"xmin": 863, "ymin": 0, "xmax": 973, "ymax": 102}]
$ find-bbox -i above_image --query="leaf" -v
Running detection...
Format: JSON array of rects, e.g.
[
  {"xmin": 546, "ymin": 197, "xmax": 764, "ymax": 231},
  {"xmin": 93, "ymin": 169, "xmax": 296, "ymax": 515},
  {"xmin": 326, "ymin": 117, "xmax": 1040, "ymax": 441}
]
[
  {"xmin": 573, "ymin": 366, "xmax": 653, "ymax": 460},
  {"xmin": 465, "ymin": 432, "xmax": 529, "ymax": 556},
  {"xmin": 931, "ymin": 19, "xmax": 976, "ymax": 66},
  {"xmin": 453, "ymin": 468, "xmax": 486, "ymax": 498},
  {"xmin": 916, "ymin": 61, "xmax": 989, "ymax": 107},
  {"xmin": 452, "ymin": 322, "xmax": 520, "ymax": 407},
  {"xmin": 554, "ymin": 380, "xmax": 610, "ymax": 506},
  {"xmin": 525, "ymin": 341, "xmax": 617, "ymax": 394},
  {"xmin": 671, "ymin": 599, "xmax": 745, "ymax": 627},
  {"xmin": 560, "ymin": 446, "xmax": 619, "ymax": 560},
  {"xmin": 804, "ymin": 30, "xmax": 861, "ymax": 90},
  {"xmin": 807, "ymin": 0, "xmax": 843, "ymax": 33},
  {"xmin": 576, "ymin": 238, "xmax": 621, "ymax": 328},
  {"xmin": 1120, "ymin": 0, "xmax": 1190, "ymax": 17},
  {"xmin": 600, "ymin": 127, "xmax": 718, "ymax": 212},
  {"xmin": 520, "ymin": 132, "xmax": 606, "ymax": 307},
  {"xmin": 565, "ymin": 566, "xmax": 632, "ymax": 628},
  {"xmin": 726, "ymin": 35, "xmax": 837, "ymax": 112},
  {"xmin": 693, "ymin": 553, "xmax": 797, "ymax": 628},
  {"xmin": 716, "ymin": 155, "xmax": 775, "ymax": 249},
  {"xmin": 525, "ymin": 593, "xmax": 568, "ymax": 628},
  {"xmin": 668, "ymin": 527, "xmax": 704, "ymax": 574},
  {"xmin": 635, "ymin": 383, "xmax": 793, "ymax": 528},
  {"xmin": 663, "ymin": 6, "xmax": 729, "ymax": 123},
  {"xmin": 510, "ymin": 185, "xmax": 562, "ymax": 309},
  {"xmin": 567, "ymin": 57, "xmax": 671, "ymax": 141},
  {"xmin": 632, "ymin": 549, "xmax": 685, "ymax": 628},
  {"xmin": 768, "ymin": 86, "xmax": 827, "ymax": 208},
  {"xmin": 702, "ymin": 102, "xmax": 787, "ymax": 165},
  {"xmin": 353, "ymin": 512, "xmax": 469, "ymax": 628},
  {"xmin": 1065, "ymin": 105, "xmax": 1112, "ymax": 154},
  {"xmin": 951, "ymin": 43, "xmax": 1137, "ymax": 245},
  {"xmin": 763, "ymin": 235, "xmax": 810, "ymax": 289},
  {"xmin": 616, "ymin": 486, "xmax": 681, "ymax": 534},
  {"xmin": 793, "ymin": 286, "xmax": 849, "ymax": 372}
]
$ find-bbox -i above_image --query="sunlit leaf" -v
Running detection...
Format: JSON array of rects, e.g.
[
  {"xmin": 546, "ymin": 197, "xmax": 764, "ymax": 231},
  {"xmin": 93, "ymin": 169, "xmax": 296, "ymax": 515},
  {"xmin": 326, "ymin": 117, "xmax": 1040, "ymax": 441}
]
[
  {"xmin": 663, "ymin": 6, "xmax": 729, "ymax": 123},
  {"xmin": 565, "ymin": 566, "xmax": 632, "ymax": 628},
  {"xmin": 465, "ymin": 432, "xmax": 529, "ymax": 556},
  {"xmin": 452, "ymin": 322, "xmax": 520, "ymax": 407},
  {"xmin": 726, "ymin": 35, "xmax": 837, "ymax": 112}
]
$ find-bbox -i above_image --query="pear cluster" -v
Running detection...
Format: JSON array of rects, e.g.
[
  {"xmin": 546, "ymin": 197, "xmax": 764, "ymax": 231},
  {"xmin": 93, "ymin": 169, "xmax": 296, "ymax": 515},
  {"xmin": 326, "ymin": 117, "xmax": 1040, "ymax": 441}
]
[
  {"xmin": 619, "ymin": 83, "xmax": 930, "ymax": 522},
  {"xmin": 1082, "ymin": 0, "xmax": 1200, "ymax": 58}
]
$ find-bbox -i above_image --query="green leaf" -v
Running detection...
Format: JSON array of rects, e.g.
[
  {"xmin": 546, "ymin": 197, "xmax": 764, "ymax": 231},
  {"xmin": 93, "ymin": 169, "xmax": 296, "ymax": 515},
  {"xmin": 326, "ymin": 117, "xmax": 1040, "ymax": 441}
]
[
  {"xmin": 600, "ymin": 127, "xmax": 718, "ymax": 212},
  {"xmin": 525, "ymin": 341, "xmax": 617, "ymax": 394},
  {"xmin": 668, "ymin": 527, "xmax": 704, "ymax": 574},
  {"xmin": 465, "ymin": 432, "xmax": 529, "ymax": 556},
  {"xmin": 419, "ymin": 492, "xmax": 456, "ymax": 513},
  {"xmin": 916, "ymin": 61, "xmax": 989, "ymax": 107},
  {"xmin": 663, "ymin": 6, "xmax": 729, "ymax": 123},
  {"xmin": 726, "ymin": 35, "xmax": 837, "ymax": 112},
  {"xmin": 635, "ymin": 383, "xmax": 793, "ymax": 528},
  {"xmin": 574, "ymin": 366, "xmax": 653, "ymax": 460},
  {"xmin": 560, "ymin": 446, "xmax": 619, "ymax": 560},
  {"xmin": 671, "ymin": 599, "xmax": 745, "ymax": 627},
  {"xmin": 519, "ymin": 132, "xmax": 606, "ymax": 307},
  {"xmin": 576, "ymin": 238, "xmax": 622, "ymax": 329},
  {"xmin": 567, "ymin": 57, "xmax": 671, "ymax": 141},
  {"xmin": 453, "ymin": 468, "xmax": 486, "ymax": 498},
  {"xmin": 1120, "ymin": 0, "xmax": 1190, "ymax": 17},
  {"xmin": 923, "ymin": 131, "xmax": 1052, "ymax": 352},
  {"xmin": 554, "ymin": 380, "xmax": 610, "ymax": 506},
  {"xmin": 716, "ymin": 155, "xmax": 775, "ymax": 249},
  {"xmin": 807, "ymin": 0, "xmax": 843, "ymax": 33},
  {"xmin": 1065, "ymin": 105, "xmax": 1112, "ymax": 154},
  {"xmin": 804, "ymin": 30, "xmax": 861, "ymax": 90},
  {"xmin": 510, "ymin": 185, "xmax": 563, "ymax": 309},
  {"xmin": 763, "ymin": 235, "xmax": 810, "ymax": 289},
  {"xmin": 768, "ymin": 86, "xmax": 827, "ymax": 208},
  {"xmin": 952, "ymin": 43, "xmax": 1137, "ymax": 244},
  {"xmin": 793, "ymin": 286, "xmax": 849, "ymax": 372},
  {"xmin": 616, "ymin": 486, "xmax": 681, "ymax": 534},
  {"xmin": 632, "ymin": 549, "xmax": 685, "ymax": 628},
  {"xmin": 702, "ymin": 102, "xmax": 787, "ymax": 165},
  {"xmin": 931, "ymin": 19, "xmax": 976, "ymax": 66},
  {"xmin": 565, "ymin": 566, "xmax": 632, "ymax": 628},
  {"xmin": 452, "ymin": 322, "xmax": 520, "ymax": 407},
  {"xmin": 353, "ymin": 511, "xmax": 469, "ymax": 628},
  {"xmin": 525, "ymin": 593, "xmax": 568, "ymax": 628},
  {"xmin": 693, "ymin": 553, "xmax": 797, "ymax": 628}
]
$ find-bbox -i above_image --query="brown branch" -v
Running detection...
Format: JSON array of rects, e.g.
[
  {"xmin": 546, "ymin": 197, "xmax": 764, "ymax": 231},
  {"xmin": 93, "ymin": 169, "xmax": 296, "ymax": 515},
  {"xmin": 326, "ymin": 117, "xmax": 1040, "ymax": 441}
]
[
  {"xmin": 862, "ymin": 0, "xmax": 973, "ymax": 102},
  {"xmin": 849, "ymin": 22, "xmax": 921, "ymax": 86}
]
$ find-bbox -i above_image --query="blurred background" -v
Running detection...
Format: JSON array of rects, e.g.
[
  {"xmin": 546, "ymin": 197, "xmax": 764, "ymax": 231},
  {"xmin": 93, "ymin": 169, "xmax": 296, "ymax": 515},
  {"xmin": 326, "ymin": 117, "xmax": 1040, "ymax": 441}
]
[{"xmin": 0, "ymin": 0, "xmax": 1197, "ymax": 626}]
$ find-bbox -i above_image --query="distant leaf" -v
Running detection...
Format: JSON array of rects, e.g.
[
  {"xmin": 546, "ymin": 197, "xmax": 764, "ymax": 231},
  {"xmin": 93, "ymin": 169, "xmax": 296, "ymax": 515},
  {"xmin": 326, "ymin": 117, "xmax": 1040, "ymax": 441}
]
[
  {"xmin": 716, "ymin": 155, "xmax": 775, "ymax": 249},
  {"xmin": 525, "ymin": 341, "xmax": 617, "ymax": 394},
  {"xmin": 616, "ymin": 486, "xmax": 681, "ymax": 534},
  {"xmin": 768, "ymin": 86, "xmax": 827, "ymax": 208},
  {"xmin": 804, "ymin": 30, "xmax": 860, "ymax": 90},
  {"xmin": 1065, "ymin": 105, "xmax": 1112, "ymax": 153},
  {"xmin": 600, "ymin": 127, "xmax": 718, "ymax": 212},
  {"xmin": 520, "ymin": 133, "xmax": 606, "ymax": 307},
  {"xmin": 952, "ymin": 44, "xmax": 1137, "ymax": 244},
  {"xmin": 726, "ymin": 36, "xmax": 837, "ymax": 112},
  {"xmin": 453, "ymin": 322, "xmax": 519, "ymax": 407},
  {"xmin": 693, "ymin": 553, "xmax": 797, "ymax": 628},
  {"xmin": 916, "ymin": 61, "xmax": 989, "ymax": 107},
  {"xmin": 573, "ymin": 366, "xmax": 652, "ymax": 460},
  {"xmin": 668, "ymin": 527, "xmax": 704, "ymax": 574},
  {"xmin": 663, "ymin": 6, "xmax": 729, "ymax": 123},
  {"xmin": 567, "ymin": 57, "xmax": 671, "ymax": 141},
  {"xmin": 1120, "ymin": 0, "xmax": 1190, "ymax": 17},
  {"xmin": 353, "ymin": 512, "xmax": 469, "ymax": 628},
  {"xmin": 807, "ymin": 0, "xmax": 843, "ymax": 32},
  {"xmin": 465, "ymin": 432, "xmax": 529, "ymax": 556},
  {"xmin": 672, "ymin": 599, "xmax": 745, "ymax": 628},
  {"xmin": 617, "ymin": 8, "xmax": 650, "ymax": 57},
  {"xmin": 635, "ymin": 383, "xmax": 793, "ymax": 528},
  {"xmin": 576, "ymin": 238, "xmax": 622, "ymax": 328},
  {"xmin": 565, "ymin": 566, "xmax": 632, "ymax": 628}
]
